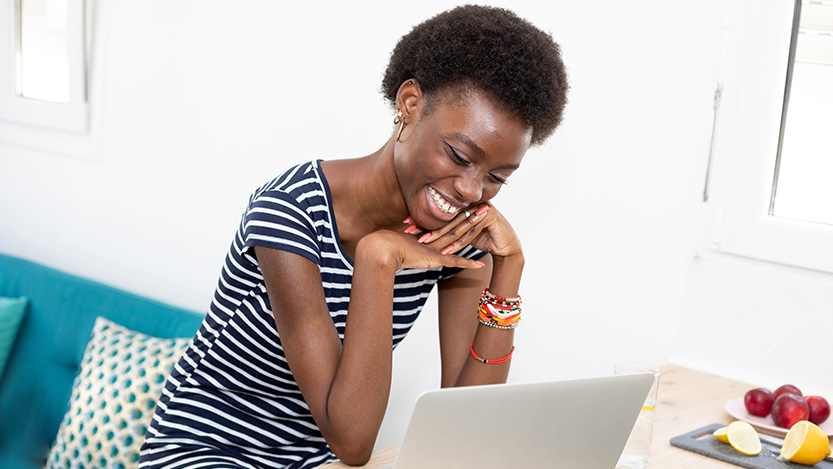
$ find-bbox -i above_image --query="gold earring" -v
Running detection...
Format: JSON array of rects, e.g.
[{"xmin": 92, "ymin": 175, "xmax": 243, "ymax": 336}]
[{"xmin": 394, "ymin": 110, "xmax": 406, "ymax": 142}]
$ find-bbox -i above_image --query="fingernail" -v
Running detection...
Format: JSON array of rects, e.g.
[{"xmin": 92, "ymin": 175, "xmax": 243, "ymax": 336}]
[
  {"xmin": 475, "ymin": 206, "xmax": 489, "ymax": 216},
  {"xmin": 404, "ymin": 225, "xmax": 417, "ymax": 234},
  {"xmin": 418, "ymin": 233, "xmax": 431, "ymax": 243},
  {"xmin": 403, "ymin": 217, "xmax": 412, "ymax": 224},
  {"xmin": 441, "ymin": 245, "xmax": 454, "ymax": 255},
  {"xmin": 475, "ymin": 261, "xmax": 485, "ymax": 267}
]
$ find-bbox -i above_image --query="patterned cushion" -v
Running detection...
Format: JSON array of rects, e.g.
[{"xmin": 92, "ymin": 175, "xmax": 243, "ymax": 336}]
[
  {"xmin": 0, "ymin": 296, "xmax": 28, "ymax": 380},
  {"xmin": 46, "ymin": 317, "xmax": 190, "ymax": 469}
]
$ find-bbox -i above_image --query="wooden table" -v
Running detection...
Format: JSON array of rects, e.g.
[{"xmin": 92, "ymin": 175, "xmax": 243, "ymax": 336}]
[{"xmin": 319, "ymin": 365, "xmax": 756, "ymax": 468}]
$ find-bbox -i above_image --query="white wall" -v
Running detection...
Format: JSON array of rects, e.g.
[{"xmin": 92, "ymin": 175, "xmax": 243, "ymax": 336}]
[
  {"xmin": 668, "ymin": 0, "xmax": 833, "ymax": 416},
  {"xmin": 8, "ymin": 0, "xmax": 826, "ymax": 452}
]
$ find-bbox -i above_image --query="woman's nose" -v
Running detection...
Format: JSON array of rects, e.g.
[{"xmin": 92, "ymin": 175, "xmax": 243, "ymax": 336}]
[{"xmin": 454, "ymin": 172, "xmax": 483, "ymax": 203}]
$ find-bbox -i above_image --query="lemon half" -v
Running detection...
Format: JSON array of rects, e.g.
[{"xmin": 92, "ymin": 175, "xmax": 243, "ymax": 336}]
[
  {"xmin": 727, "ymin": 421, "xmax": 762, "ymax": 456},
  {"xmin": 713, "ymin": 426, "xmax": 730, "ymax": 443},
  {"xmin": 780, "ymin": 420, "xmax": 832, "ymax": 465}
]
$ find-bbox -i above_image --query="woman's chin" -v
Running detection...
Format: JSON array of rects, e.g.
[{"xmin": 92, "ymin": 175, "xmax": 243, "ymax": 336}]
[{"xmin": 412, "ymin": 208, "xmax": 454, "ymax": 231}]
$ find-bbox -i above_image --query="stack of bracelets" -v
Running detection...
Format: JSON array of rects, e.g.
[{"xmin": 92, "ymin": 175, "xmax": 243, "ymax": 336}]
[
  {"xmin": 470, "ymin": 288, "xmax": 521, "ymax": 365},
  {"xmin": 478, "ymin": 288, "xmax": 522, "ymax": 330}
]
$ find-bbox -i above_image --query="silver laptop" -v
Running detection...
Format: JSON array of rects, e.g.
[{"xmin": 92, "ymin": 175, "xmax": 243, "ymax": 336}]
[{"xmin": 381, "ymin": 372, "xmax": 654, "ymax": 469}]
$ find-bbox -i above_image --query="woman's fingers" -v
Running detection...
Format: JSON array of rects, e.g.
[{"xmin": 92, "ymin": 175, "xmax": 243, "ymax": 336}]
[
  {"xmin": 403, "ymin": 224, "xmax": 423, "ymax": 235},
  {"xmin": 402, "ymin": 204, "xmax": 521, "ymax": 258},
  {"xmin": 391, "ymin": 230, "xmax": 485, "ymax": 270},
  {"xmin": 416, "ymin": 205, "xmax": 489, "ymax": 245},
  {"xmin": 438, "ymin": 253, "xmax": 486, "ymax": 270},
  {"xmin": 430, "ymin": 205, "xmax": 491, "ymax": 254}
]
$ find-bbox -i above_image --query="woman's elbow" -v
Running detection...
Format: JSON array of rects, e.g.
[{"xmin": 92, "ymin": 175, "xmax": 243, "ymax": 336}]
[
  {"xmin": 330, "ymin": 442, "xmax": 373, "ymax": 466},
  {"xmin": 319, "ymin": 408, "xmax": 382, "ymax": 464}
]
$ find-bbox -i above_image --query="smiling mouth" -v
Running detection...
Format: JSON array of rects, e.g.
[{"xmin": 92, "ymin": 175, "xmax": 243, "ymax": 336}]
[{"xmin": 428, "ymin": 186, "xmax": 461, "ymax": 215}]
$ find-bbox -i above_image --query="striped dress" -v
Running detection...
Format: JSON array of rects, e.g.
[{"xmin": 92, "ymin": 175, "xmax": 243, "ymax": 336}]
[{"xmin": 139, "ymin": 160, "xmax": 483, "ymax": 469}]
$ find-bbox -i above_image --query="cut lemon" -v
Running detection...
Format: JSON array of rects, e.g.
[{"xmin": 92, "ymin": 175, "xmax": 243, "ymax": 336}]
[
  {"xmin": 713, "ymin": 426, "xmax": 729, "ymax": 443},
  {"xmin": 780, "ymin": 420, "xmax": 832, "ymax": 465},
  {"xmin": 727, "ymin": 420, "xmax": 762, "ymax": 456}
]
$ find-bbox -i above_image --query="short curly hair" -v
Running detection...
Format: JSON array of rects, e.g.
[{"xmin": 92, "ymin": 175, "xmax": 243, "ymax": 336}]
[{"xmin": 382, "ymin": 5, "xmax": 568, "ymax": 146}]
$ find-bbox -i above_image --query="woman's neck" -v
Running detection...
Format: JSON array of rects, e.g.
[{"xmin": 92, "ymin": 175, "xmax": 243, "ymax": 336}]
[{"xmin": 320, "ymin": 138, "xmax": 408, "ymax": 254}]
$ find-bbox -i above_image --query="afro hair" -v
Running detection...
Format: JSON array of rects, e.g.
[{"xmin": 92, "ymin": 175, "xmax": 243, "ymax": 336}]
[{"xmin": 382, "ymin": 5, "xmax": 568, "ymax": 146}]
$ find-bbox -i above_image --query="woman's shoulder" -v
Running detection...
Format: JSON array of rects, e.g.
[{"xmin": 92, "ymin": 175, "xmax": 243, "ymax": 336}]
[
  {"xmin": 243, "ymin": 160, "xmax": 330, "ymax": 232},
  {"xmin": 252, "ymin": 160, "xmax": 324, "ymax": 199}
]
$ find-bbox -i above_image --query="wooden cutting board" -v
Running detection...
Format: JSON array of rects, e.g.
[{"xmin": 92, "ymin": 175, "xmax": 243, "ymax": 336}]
[{"xmin": 670, "ymin": 423, "xmax": 833, "ymax": 469}]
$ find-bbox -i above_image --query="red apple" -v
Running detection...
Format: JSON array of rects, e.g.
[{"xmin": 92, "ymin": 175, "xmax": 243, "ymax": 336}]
[
  {"xmin": 805, "ymin": 395, "xmax": 831, "ymax": 425},
  {"xmin": 744, "ymin": 388, "xmax": 775, "ymax": 417},
  {"xmin": 771, "ymin": 393, "xmax": 810, "ymax": 429},
  {"xmin": 774, "ymin": 384, "xmax": 802, "ymax": 399}
]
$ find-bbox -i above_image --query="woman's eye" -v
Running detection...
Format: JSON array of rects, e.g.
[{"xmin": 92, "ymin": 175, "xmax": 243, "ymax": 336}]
[
  {"xmin": 446, "ymin": 144, "xmax": 469, "ymax": 166},
  {"xmin": 489, "ymin": 174, "xmax": 509, "ymax": 185},
  {"xmin": 444, "ymin": 141, "xmax": 508, "ymax": 185}
]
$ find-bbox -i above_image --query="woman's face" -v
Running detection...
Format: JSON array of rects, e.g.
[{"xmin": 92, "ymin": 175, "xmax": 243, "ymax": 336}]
[{"xmin": 394, "ymin": 90, "xmax": 532, "ymax": 231}]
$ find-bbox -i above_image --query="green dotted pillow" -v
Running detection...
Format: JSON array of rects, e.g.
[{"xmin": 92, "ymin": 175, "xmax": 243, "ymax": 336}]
[
  {"xmin": 0, "ymin": 296, "xmax": 28, "ymax": 380},
  {"xmin": 46, "ymin": 317, "xmax": 191, "ymax": 469}
]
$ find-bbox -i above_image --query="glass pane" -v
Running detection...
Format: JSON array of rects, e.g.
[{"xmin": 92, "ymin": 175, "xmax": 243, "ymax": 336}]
[
  {"xmin": 18, "ymin": 0, "xmax": 70, "ymax": 103},
  {"xmin": 774, "ymin": 63, "xmax": 833, "ymax": 226},
  {"xmin": 772, "ymin": 2, "xmax": 833, "ymax": 226}
]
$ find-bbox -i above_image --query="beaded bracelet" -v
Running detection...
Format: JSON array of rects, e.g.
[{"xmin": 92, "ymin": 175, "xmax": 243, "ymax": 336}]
[
  {"xmin": 480, "ymin": 295, "xmax": 521, "ymax": 309},
  {"xmin": 478, "ymin": 315, "xmax": 521, "ymax": 330},
  {"xmin": 479, "ymin": 301, "xmax": 521, "ymax": 323},
  {"xmin": 481, "ymin": 290, "xmax": 521, "ymax": 316},
  {"xmin": 470, "ymin": 342, "xmax": 515, "ymax": 364},
  {"xmin": 483, "ymin": 288, "xmax": 522, "ymax": 305},
  {"xmin": 478, "ymin": 306, "xmax": 521, "ymax": 328},
  {"xmin": 478, "ymin": 288, "xmax": 522, "ymax": 330},
  {"xmin": 481, "ymin": 301, "xmax": 521, "ymax": 321}
]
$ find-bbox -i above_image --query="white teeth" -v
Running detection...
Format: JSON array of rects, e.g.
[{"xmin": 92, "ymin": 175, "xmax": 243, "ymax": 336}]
[{"xmin": 428, "ymin": 186, "xmax": 459, "ymax": 214}]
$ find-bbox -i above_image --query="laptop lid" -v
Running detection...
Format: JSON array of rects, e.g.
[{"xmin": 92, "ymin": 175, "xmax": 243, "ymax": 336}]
[{"xmin": 391, "ymin": 372, "xmax": 654, "ymax": 469}]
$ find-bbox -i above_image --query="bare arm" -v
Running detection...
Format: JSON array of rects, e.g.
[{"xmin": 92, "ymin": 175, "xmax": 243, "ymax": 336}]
[
  {"xmin": 256, "ymin": 231, "xmax": 482, "ymax": 465},
  {"xmin": 410, "ymin": 204, "xmax": 524, "ymax": 389},
  {"xmin": 438, "ymin": 252, "xmax": 524, "ymax": 388}
]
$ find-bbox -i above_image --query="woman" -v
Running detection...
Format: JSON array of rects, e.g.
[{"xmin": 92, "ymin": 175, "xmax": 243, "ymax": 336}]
[{"xmin": 140, "ymin": 5, "xmax": 567, "ymax": 469}]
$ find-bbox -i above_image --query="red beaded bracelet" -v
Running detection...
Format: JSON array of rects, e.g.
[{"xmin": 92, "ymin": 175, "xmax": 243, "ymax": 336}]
[
  {"xmin": 483, "ymin": 288, "xmax": 522, "ymax": 304},
  {"xmin": 470, "ymin": 342, "xmax": 515, "ymax": 364}
]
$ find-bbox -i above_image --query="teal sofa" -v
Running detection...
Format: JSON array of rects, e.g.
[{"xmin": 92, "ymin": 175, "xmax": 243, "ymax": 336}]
[{"xmin": 0, "ymin": 253, "xmax": 204, "ymax": 469}]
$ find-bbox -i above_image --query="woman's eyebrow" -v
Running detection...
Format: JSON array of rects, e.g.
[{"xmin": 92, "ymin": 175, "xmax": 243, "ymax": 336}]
[
  {"xmin": 448, "ymin": 132, "xmax": 486, "ymax": 158},
  {"xmin": 448, "ymin": 133, "xmax": 520, "ymax": 170}
]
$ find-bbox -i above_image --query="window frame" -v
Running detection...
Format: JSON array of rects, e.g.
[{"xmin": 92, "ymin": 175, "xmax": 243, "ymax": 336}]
[
  {"xmin": 710, "ymin": 0, "xmax": 833, "ymax": 273},
  {"xmin": 0, "ymin": 0, "xmax": 89, "ymax": 133}
]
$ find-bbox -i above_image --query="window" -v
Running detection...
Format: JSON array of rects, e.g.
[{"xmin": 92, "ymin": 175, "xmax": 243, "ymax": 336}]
[
  {"xmin": 18, "ymin": 0, "xmax": 72, "ymax": 103},
  {"xmin": 0, "ymin": 0, "xmax": 89, "ymax": 133},
  {"xmin": 770, "ymin": 0, "xmax": 833, "ymax": 226},
  {"xmin": 710, "ymin": 0, "xmax": 833, "ymax": 273}
]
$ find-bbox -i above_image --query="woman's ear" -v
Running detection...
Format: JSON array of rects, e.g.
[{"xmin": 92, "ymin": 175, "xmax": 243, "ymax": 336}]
[{"xmin": 395, "ymin": 79, "xmax": 422, "ymax": 124}]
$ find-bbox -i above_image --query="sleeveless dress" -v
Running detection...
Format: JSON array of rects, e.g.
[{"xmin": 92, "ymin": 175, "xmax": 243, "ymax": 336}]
[{"xmin": 139, "ymin": 160, "xmax": 483, "ymax": 469}]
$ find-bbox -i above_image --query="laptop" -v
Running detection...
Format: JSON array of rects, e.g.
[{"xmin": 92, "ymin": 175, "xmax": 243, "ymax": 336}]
[{"xmin": 377, "ymin": 372, "xmax": 654, "ymax": 469}]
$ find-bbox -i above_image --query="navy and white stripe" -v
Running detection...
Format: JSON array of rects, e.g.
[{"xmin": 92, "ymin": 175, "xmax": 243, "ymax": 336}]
[{"xmin": 140, "ymin": 160, "xmax": 483, "ymax": 469}]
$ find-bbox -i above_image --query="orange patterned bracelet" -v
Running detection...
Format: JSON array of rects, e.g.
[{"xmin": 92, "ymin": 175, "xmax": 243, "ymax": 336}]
[
  {"xmin": 478, "ymin": 308, "xmax": 521, "ymax": 329},
  {"xmin": 478, "ymin": 303, "xmax": 521, "ymax": 329},
  {"xmin": 470, "ymin": 342, "xmax": 515, "ymax": 364},
  {"xmin": 480, "ymin": 289, "xmax": 522, "ymax": 324}
]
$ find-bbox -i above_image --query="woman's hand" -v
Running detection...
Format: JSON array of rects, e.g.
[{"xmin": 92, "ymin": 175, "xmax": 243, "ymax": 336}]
[
  {"xmin": 403, "ymin": 204, "xmax": 523, "ymax": 261},
  {"xmin": 358, "ymin": 230, "xmax": 486, "ymax": 272}
]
